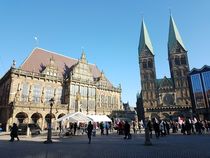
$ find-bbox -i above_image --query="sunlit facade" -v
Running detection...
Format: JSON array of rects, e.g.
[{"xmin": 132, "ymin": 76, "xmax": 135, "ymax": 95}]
[{"xmin": 0, "ymin": 48, "xmax": 122, "ymax": 131}]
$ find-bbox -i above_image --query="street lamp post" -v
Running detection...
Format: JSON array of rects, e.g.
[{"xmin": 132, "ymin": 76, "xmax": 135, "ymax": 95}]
[{"xmin": 44, "ymin": 97, "xmax": 54, "ymax": 144}]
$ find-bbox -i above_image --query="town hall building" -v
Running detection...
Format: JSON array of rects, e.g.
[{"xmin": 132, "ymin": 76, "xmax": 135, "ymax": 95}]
[{"xmin": 0, "ymin": 48, "xmax": 122, "ymax": 131}]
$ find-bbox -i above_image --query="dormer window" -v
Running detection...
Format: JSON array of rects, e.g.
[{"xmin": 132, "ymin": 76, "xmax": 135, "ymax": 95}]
[{"xmin": 41, "ymin": 57, "xmax": 58, "ymax": 77}]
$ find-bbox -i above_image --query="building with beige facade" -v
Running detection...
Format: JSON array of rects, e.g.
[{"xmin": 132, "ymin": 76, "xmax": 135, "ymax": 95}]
[{"xmin": 0, "ymin": 48, "xmax": 122, "ymax": 131}]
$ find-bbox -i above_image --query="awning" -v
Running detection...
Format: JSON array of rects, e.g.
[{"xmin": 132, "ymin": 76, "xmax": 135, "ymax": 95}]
[
  {"xmin": 87, "ymin": 115, "xmax": 112, "ymax": 122},
  {"xmin": 57, "ymin": 112, "xmax": 93, "ymax": 122}
]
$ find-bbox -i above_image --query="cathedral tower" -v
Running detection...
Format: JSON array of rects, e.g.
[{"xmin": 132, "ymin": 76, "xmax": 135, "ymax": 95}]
[
  {"xmin": 168, "ymin": 15, "xmax": 191, "ymax": 106},
  {"xmin": 138, "ymin": 20, "xmax": 157, "ymax": 108}
]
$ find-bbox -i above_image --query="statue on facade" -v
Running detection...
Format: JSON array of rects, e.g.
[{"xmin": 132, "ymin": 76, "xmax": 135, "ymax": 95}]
[
  {"xmin": 12, "ymin": 60, "xmax": 16, "ymax": 68},
  {"xmin": 28, "ymin": 85, "xmax": 32, "ymax": 102},
  {"xmin": 76, "ymin": 92, "xmax": 81, "ymax": 112},
  {"xmin": 14, "ymin": 89, "xmax": 20, "ymax": 102},
  {"xmin": 41, "ymin": 88, "xmax": 45, "ymax": 103},
  {"xmin": 14, "ymin": 84, "xmax": 21, "ymax": 102}
]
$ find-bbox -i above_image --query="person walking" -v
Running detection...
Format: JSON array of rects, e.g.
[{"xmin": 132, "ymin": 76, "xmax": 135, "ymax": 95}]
[
  {"xmin": 100, "ymin": 122, "xmax": 104, "ymax": 135},
  {"xmin": 74, "ymin": 122, "xmax": 77, "ymax": 135},
  {"xmin": 10, "ymin": 123, "xmax": 20, "ymax": 142},
  {"xmin": 124, "ymin": 121, "xmax": 130, "ymax": 139},
  {"xmin": 132, "ymin": 121, "xmax": 136, "ymax": 134},
  {"xmin": 105, "ymin": 122, "xmax": 109, "ymax": 135},
  {"xmin": 147, "ymin": 120, "xmax": 153, "ymax": 138},
  {"xmin": 87, "ymin": 121, "xmax": 93, "ymax": 144}
]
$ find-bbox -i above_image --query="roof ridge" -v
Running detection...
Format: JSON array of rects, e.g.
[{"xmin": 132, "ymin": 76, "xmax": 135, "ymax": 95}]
[
  {"xmin": 36, "ymin": 47, "xmax": 96, "ymax": 66},
  {"xmin": 20, "ymin": 47, "xmax": 38, "ymax": 68}
]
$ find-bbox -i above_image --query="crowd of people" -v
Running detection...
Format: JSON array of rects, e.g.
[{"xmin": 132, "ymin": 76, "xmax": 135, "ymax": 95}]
[
  {"xmin": 180, "ymin": 118, "xmax": 210, "ymax": 135},
  {"xmin": 145, "ymin": 117, "xmax": 210, "ymax": 139},
  {"xmin": 8, "ymin": 117, "xmax": 210, "ymax": 144}
]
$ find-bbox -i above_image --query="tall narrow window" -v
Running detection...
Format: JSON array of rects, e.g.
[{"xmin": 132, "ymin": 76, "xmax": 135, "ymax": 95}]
[
  {"xmin": 56, "ymin": 88, "xmax": 62, "ymax": 103},
  {"xmin": 21, "ymin": 83, "xmax": 29, "ymax": 102},
  {"xmin": 33, "ymin": 85, "xmax": 41, "ymax": 103},
  {"xmin": 175, "ymin": 57, "xmax": 180, "ymax": 65},
  {"xmin": 181, "ymin": 56, "xmax": 187, "ymax": 65},
  {"xmin": 142, "ymin": 59, "xmax": 147, "ymax": 68},
  {"xmin": 202, "ymin": 71, "xmax": 210, "ymax": 106},
  {"xmin": 148, "ymin": 60, "xmax": 153, "ymax": 68},
  {"xmin": 45, "ymin": 87, "xmax": 54, "ymax": 103},
  {"xmin": 191, "ymin": 74, "xmax": 205, "ymax": 108}
]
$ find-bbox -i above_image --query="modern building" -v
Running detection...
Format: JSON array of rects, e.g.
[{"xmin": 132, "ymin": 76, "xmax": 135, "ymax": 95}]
[
  {"xmin": 138, "ymin": 15, "xmax": 191, "ymax": 120},
  {"xmin": 0, "ymin": 48, "xmax": 122, "ymax": 131},
  {"xmin": 188, "ymin": 65, "xmax": 210, "ymax": 120}
]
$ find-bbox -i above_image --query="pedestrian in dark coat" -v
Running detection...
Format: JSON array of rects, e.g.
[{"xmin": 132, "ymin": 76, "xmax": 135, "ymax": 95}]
[
  {"xmin": 10, "ymin": 123, "xmax": 20, "ymax": 142},
  {"xmin": 124, "ymin": 121, "xmax": 130, "ymax": 139},
  {"xmin": 87, "ymin": 121, "xmax": 93, "ymax": 144},
  {"xmin": 147, "ymin": 120, "xmax": 153, "ymax": 138},
  {"xmin": 74, "ymin": 122, "xmax": 77, "ymax": 135}
]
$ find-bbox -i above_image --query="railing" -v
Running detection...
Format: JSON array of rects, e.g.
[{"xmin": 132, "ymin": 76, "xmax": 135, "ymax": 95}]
[
  {"xmin": 11, "ymin": 68, "xmax": 63, "ymax": 81},
  {"xmin": 14, "ymin": 101, "xmax": 68, "ymax": 109}
]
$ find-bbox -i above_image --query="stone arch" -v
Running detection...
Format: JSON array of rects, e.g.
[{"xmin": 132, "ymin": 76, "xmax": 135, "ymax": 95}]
[
  {"xmin": 151, "ymin": 113, "xmax": 160, "ymax": 120},
  {"xmin": 171, "ymin": 111, "xmax": 183, "ymax": 121},
  {"xmin": 57, "ymin": 113, "xmax": 65, "ymax": 119},
  {"xmin": 15, "ymin": 112, "xmax": 29, "ymax": 124},
  {"xmin": 184, "ymin": 111, "xmax": 192, "ymax": 118},
  {"xmin": 44, "ymin": 113, "xmax": 56, "ymax": 130},
  {"xmin": 173, "ymin": 111, "xmax": 182, "ymax": 116},
  {"xmin": 56, "ymin": 113, "xmax": 66, "ymax": 130},
  {"xmin": 162, "ymin": 113, "xmax": 170, "ymax": 121},
  {"xmin": 45, "ymin": 113, "xmax": 56, "ymax": 123},
  {"xmin": 31, "ymin": 112, "xmax": 43, "ymax": 128}
]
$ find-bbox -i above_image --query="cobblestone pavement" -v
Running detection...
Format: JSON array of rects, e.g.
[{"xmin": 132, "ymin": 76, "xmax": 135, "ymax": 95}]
[{"xmin": 0, "ymin": 132, "xmax": 210, "ymax": 158}]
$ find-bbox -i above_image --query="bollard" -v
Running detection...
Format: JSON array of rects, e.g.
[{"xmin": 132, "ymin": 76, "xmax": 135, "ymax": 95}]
[{"xmin": 27, "ymin": 126, "xmax": 30, "ymax": 137}]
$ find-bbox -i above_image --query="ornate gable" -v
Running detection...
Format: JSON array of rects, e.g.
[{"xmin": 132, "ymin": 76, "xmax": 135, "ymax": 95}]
[
  {"xmin": 158, "ymin": 76, "xmax": 173, "ymax": 90},
  {"xmin": 41, "ymin": 56, "xmax": 58, "ymax": 77},
  {"xmin": 96, "ymin": 71, "xmax": 113, "ymax": 88},
  {"xmin": 70, "ymin": 52, "xmax": 94, "ymax": 82}
]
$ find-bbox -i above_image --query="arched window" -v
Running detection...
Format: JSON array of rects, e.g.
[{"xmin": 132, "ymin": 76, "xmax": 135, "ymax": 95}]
[
  {"xmin": 181, "ymin": 56, "xmax": 187, "ymax": 65},
  {"xmin": 21, "ymin": 83, "xmax": 29, "ymax": 102},
  {"xmin": 142, "ymin": 60, "xmax": 147, "ymax": 68},
  {"xmin": 176, "ymin": 48, "xmax": 181, "ymax": 52},
  {"xmin": 148, "ymin": 60, "xmax": 153, "ymax": 68},
  {"xmin": 33, "ymin": 84, "xmax": 41, "ymax": 103},
  {"xmin": 175, "ymin": 56, "xmax": 180, "ymax": 65}
]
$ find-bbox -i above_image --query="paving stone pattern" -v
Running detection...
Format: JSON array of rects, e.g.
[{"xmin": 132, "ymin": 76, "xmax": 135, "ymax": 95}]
[{"xmin": 0, "ymin": 133, "xmax": 210, "ymax": 158}]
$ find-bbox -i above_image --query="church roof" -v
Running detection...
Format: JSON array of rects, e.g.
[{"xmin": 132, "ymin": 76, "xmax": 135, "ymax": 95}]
[
  {"xmin": 20, "ymin": 48, "xmax": 101, "ymax": 78},
  {"xmin": 168, "ymin": 15, "xmax": 186, "ymax": 52},
  {"xmin": 138, "ymin": 19, "xmax": 154, "ymax": 55},
  {"xmin": 156, "ymin": 77, "xmax": 173, "ymax": 89}
]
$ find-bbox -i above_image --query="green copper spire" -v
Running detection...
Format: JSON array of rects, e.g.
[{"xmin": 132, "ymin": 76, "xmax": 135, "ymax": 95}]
[
  {"xmin": 168, "ymin": 15, "xmax": 186, "ymax": 52},
  {"xmin": 138, "ymin": 19, "xmax": 154, "ymax": 55}
]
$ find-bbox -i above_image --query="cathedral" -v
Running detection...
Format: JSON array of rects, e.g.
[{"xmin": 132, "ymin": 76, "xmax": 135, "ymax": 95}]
[
  {"xmin": 0, "ymin": 48, "xmax": 122, "ymax": 131},
  {"xmin": 138, "ymin": 16, "xmax": 192, "ymax": 120}
]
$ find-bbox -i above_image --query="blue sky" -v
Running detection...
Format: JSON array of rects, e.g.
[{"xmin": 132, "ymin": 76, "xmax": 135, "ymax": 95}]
[{"xmin": 0, "ymin": 1, "xmax": 210, "ymax": 106}]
